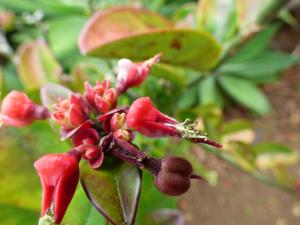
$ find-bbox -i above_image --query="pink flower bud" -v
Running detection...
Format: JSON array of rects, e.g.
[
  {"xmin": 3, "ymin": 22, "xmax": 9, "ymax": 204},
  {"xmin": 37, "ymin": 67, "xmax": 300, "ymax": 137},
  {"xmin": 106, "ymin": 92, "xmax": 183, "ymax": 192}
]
[
  {"xmin": 34, "ymin": 151, "xmax": 80, "ymax": 224},
  {"xmin": 110, "ymin": 112, "xmax": 127, "ymax": 131},
  {"xmin": 97, "ymin": 106, "xmax": 129, "ymax": 132},
  {"xmin": 126, "ymin": 97, "xmax": 179, "ymax": 137},
  {"xmin": 84, "ymin": 80, "xmax": 117, "ymax": 114},
  {"xmin": 76, "ymin": 144, "xmax": 104, "ymax": 168},
  {"xmin": 51, "ymin": 94, "xmax": 88, "ymax": 129},
  {"xmin": 0, "ymin": 90, "xmax": 49, "ymax": 127},
  {"xmin": 113, "ymin": 129, "xmax": 134, "ymax": 142},
  {"xmin": 72, "ymin": 127, "xmax": 99, "ymax": 146},
  {"xmin": 116, "ymin": 53, "xmax": 162, "ymax": 94}
]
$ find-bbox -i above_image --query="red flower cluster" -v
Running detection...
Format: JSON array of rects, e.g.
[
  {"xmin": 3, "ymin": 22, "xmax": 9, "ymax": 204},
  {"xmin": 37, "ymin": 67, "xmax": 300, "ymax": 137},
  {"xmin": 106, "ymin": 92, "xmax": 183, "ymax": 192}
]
[{"xmin": 1, "ymin": 54, "xmax": 221, "ymax": 224}]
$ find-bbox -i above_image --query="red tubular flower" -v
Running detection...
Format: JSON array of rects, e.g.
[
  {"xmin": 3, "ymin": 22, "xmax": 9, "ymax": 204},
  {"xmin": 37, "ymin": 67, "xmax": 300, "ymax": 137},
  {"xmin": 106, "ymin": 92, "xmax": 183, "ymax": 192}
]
[
  {"xmin": 127, "ymin": 97, "xmax": 222, "ymax": 148},
  {"xmin": 0, "ymin": 90, "xmax": 49, "ymax": 127},
  {"xmin": 116, "ymin": 53, "xmax": 162, "ymax": 94},
  {"xmin": 51, "ymin": 94, "xmax": 88, "ymax": 129},
  {"xmin": 126, "ymin": 97, "xmax": 179, "ymax": 138},
  {"xmin": 84, "ymin": 80, "xmax": 117, "ymax": 114},
  {"xmin": 34, "ymin": 151, "xmax": 80, "ymax": 224}
]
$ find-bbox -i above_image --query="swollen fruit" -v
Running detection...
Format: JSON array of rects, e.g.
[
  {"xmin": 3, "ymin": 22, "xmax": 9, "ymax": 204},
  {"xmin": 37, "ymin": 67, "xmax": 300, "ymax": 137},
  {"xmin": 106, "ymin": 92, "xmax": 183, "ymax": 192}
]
[{"xmin": 154, "ymin": 156, "xmax": 193, "ymax": 196}]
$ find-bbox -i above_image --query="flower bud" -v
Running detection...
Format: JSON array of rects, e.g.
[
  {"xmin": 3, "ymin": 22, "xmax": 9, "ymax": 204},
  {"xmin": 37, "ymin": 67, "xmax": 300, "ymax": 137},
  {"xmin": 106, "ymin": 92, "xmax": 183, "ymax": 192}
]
[
  {"xmin": 34, "ymin": 151, "xmax": 80, "ymax": 224},
  {"xmin": 72, "ymin": 127, "xmax": 99, "ymax": 146},
  {"xmin": 0, "ymin": 90, "xmax": 49, "ymax": 127},
  {"xmin": 116, "ymin": 53, "xmax": 162, "ymax": 94},
  {"xmin": 51, "ymin": 94, "xmax": 88, "ymax": 129},
  {"xmin": 110, "ymin": 113, "xmax": 127, "ymax": 131},
  {"xmin": 113, "ymin": 129, "xmax": 134, "ymax": 142},
  {"xmin": 84, "ymin": 80, "xmax": 117, "ymax": 114},
  {"xmin": 76, "ymin": 144, "xmax": 104, "ymax": 168},
  {"xmin": 126, "ymin": 97, "xmax": 179, "ymax": 137}
]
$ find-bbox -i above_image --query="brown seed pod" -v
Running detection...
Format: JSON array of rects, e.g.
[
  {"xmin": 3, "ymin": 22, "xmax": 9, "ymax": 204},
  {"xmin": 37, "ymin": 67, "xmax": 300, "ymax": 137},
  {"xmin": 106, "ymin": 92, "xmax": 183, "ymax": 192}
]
[
  {"xmin": 154, "ymin": 156, "xmax": 193, "ymax": 196},
  {"xmin": 154, "ymin": 171, "xmax": 191, "ymax": 196}
]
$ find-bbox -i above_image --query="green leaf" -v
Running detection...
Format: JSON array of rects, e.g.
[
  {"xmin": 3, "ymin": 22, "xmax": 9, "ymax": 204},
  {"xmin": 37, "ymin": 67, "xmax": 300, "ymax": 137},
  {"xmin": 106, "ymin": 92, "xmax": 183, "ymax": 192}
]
[
  {"xmin": 226, "ymin": 25, "xmax": 279, "ymax": 63},
  {"xmin": 177, "ymin": 85, "xmax": 198, "ymax": 110},
  {"xmin": 16, "ymin": 40, "xmax": 62, "ymax": 91},
  {"xmin": 219, "ymin": 75, "xmax": 271, "ymax": 115},
  {"xmin": 40, "ymin": 83, "xmax": 72, "ymax": 111},
  {"xmin": 222, "ymin": 119, "xmax": 252, "ymax": 135},
  {"xmin": 62, "ymin": 185, "xmax": 106, "ymax": 225},
  {"xmin": 221, "ymin": 51, "xmax": 298, "ymax": 78},
  {"xmin": 196, "ymin": 0, "xmax": 238, "ymax": 42},
  {"xmin": 0, "ymin": 204, "xmax": 39, "ymax": 225},
  {"xmin": 79, "ymin": 7, "xmax": 221, "ymax": 70},
  {"xmin": 0, "ymin": 0, "xmax": 85, "ymax": 16},
  {"xmin": 48, "ymin": 15, "xmax": 87, "ymax": 59},
  {"xmin": 0, "ymin": 67, "xmax": 4, "ymax": 100},
  {"xmin": 199, "ymin": 76, "xmax": 223, "ymax": 107},
  {"xmin": 254, "ymin": 143, "xmax": 294, "ymax": 154},
  {"xmin": 80, "ymin": 159, "xmax": 142, "ymax": 225},
  {"xmin": 151, "ymin": 64, "xmax": 187, "ymax": 87}
]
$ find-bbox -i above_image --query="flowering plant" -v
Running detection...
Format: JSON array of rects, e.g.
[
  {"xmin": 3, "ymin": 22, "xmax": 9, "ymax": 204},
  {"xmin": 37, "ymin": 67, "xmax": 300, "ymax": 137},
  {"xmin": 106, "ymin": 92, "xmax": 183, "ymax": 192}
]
[{"xmin": 0, "ymin": 54, "xmax": 221, "ymax": 225}]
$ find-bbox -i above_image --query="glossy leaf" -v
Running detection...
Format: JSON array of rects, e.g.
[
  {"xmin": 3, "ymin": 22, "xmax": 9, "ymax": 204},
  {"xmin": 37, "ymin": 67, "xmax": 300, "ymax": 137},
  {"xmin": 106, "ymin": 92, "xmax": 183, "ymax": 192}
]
[
  {"xmin": 199, "ymin": 76, "xmax": 224, "ymax": 107},
  {"xmin": 79, "ymin": 7, "xmax": 221, "ymax": 70},
  {"xmin": 40, "ymin": 83, "xmax": 72, "ymax": 111},
  {"xmin": 219, "ymin": 76, "xmax": 271, "ymax": 115},
  {"xmin": 16, "ymin": 40, "xmax": 62, "ymax": 91},
  {"xmin": 80, "ymin": 159, "xmax": 142, "ymax": 225},
  {"xmin": 79, "ymin": 7, "xmax": 173, "ymax": 53}
]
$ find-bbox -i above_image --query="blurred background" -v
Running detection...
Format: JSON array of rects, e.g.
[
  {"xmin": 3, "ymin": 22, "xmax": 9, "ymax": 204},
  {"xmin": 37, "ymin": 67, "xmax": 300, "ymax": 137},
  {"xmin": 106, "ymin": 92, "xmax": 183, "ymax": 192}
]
[{"xmin": 0, "ymin": 0, "xmax": 300, "ymax": 225}]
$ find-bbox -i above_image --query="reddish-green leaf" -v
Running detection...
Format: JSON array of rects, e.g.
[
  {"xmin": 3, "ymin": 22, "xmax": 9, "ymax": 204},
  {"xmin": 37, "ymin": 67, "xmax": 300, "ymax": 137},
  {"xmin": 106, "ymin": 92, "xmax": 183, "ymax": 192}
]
[
  {"xmin": 79, "ymin": 7, "xmax": 221, "ymax": 70},
  {"xmin": 80, "ymin": 159, "xmax": 142, "ymax": 225},
  {"xmin": 16, "ymin": 40, "xmax": 62, "ymax": 91}
]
